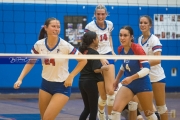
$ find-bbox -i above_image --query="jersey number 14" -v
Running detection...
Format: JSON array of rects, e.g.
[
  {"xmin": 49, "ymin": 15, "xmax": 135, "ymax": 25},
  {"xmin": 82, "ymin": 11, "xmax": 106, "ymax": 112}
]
[{"xmin": 100, "ymin": 34, "xmax": 108, "ymax": 41}]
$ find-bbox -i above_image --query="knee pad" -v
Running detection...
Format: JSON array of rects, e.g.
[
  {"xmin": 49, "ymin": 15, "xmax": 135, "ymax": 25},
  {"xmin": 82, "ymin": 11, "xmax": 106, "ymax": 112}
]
[
  {"xmin": 146, "ymin": 113, "xmax": 158, "ymax": 120},
  {"xmin": 111, "ymin": 111, "xmax": 121, "ymax": 120},
  {"xmin": 128, "ymin": 101, "xmax": 138, "ymax": 111},
  {"xmin": 98, "ymin": 96, "xmax": 106, "ymax": 107},
  {"xmin": 107, "ymin": 94, "xmax": 115, "ymax": 106},
  {"xmin": 157, "ymin": 104, "xmax": 167, "ymax": 114}
]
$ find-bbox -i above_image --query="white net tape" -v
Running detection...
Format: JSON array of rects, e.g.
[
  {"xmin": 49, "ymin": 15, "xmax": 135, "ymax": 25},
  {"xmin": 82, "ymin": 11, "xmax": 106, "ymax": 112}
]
[{"xmin": 0, "ymin": 54, "xmax": 180, "ymax": 60}]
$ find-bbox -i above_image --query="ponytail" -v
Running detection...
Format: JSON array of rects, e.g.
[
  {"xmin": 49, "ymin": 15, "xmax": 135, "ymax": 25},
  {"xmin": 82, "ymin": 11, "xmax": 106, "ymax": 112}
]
[
  {"xmin": 79, "ymin": 42, "xmax": 88, "ymax": 54},
  {"xmin": 38, "ymin": 27, "xmax": 47, "ymax": 40},
  {"xmin": 79, "ymin": 31, "xmax": 97, "ymax": 53}
]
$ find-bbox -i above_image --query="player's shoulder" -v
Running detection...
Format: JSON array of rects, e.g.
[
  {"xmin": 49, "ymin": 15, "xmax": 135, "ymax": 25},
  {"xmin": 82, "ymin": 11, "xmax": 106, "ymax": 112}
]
[
  {"xmin": 150, "ymin": 34, "xmax": 160, "ymax": 41},
  {"xmin": 118, "ymin": 45, "xmax": 124, "ymax": 54},
  {"xmin": 105, "ymin": 20, "xmax": 113, "ymax": 25},
  {"xmin": 131, "ymin": 43, "xmax": 143, "ymax": 51},
  {"xmin": 35, "ymin": 38, "xmax": 46, "ymax": 45},
  {"xmin": 85, "ymin": 21, "xmax": 96, "ymax": 30},
  {"xmin": 131, "ymin": 43, "xmax": 146, "ymax": 55},
  {"xmin": 59, "ymin": 38, "xmax": 69, "ymax": 45},
  {"xmin": 88, "ymin": 48, "xmax": 99, "ymax": 54},
  {"xmin": 86, "ymin": 21, "xmax": 95, "ymax": 26}
]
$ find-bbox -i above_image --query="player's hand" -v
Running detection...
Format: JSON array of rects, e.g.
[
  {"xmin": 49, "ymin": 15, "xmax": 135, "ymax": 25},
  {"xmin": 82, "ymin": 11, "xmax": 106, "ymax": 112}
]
[
  {"xmin": 14, "ymin": 80, "xmax": 22, "ymax": 89},
  {"xmin": 100, "ymin": 59, "xmax": 109, "ymax": 65},
  {"xmin": 121, "ymin": 77, "xmax": 133, "ymax": 85},
  {"xmin": 64, "ymin": 75, "xmax": 74, "ymax": 87},
  {"xmin": 101, "ymin": 65, "xmax": 109, "ymax": 71},
  {"xmin": 113, "ymin": 80, "xmax": 119, "ymax": 90}
]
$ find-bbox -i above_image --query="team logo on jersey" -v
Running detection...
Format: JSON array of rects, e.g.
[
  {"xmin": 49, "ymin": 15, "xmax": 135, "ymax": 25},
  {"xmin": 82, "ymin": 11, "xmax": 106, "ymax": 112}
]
[
  {"xmin": 124, "ymin": 59, "xmax": 130, "ymax": 63},
  {"xmin": 57, "ymin": 49, "xmax": 60, "ymax": 53},
  {"xmin": 146, "ymin": 44, "xmax": 149, "ymax": 47}
]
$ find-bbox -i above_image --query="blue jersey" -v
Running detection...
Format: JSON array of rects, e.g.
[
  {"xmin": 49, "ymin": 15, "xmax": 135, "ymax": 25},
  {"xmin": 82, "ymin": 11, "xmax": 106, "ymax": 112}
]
[{"xmin": 118, "ymin": 43, "xmax": 152, "ymax": 94}]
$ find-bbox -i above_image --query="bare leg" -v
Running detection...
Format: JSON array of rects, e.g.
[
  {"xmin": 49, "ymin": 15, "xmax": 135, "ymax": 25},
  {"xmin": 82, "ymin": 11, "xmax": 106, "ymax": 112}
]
[
  {"xmin": 152, "ymin": 82, "xmax": 168, "ymax": 120},
  {"xmin": 137, "ymin": 92, "xmax": 154, "ymax": 117},
  {"xmin": 38, "ymin": 89, "xmax": 52, "ymax": 119},
  {"xmin": 103, "ymin": 64, "xmax": 115, "ymax": 119},
  {"xmin": 43, "ymin": 93, "xmax": 69, "ymax": 120}
]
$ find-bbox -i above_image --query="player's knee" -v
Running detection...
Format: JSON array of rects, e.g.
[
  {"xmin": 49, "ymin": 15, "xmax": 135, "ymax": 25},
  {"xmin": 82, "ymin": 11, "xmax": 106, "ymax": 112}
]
[
  {"xmin": 146, "ymin": 113, "xmax": 158, "ymax": 120},
  {"xmin": 111, "ymin": 111, "xmax": 121, "ymax": 120},
  {"xmin": 157, "ymin": 104, "xmax": 167, "ymax": 114},
  {"xmin": 107, "ymin": 94, "xmax": 115, "ymax": 106},
  {"xmin": 128, "ymin": 101, "xmax": 138, "ymax": 111},
  {"xmin": 98, "ymin": 96, "xmax": 106, "ymax": 107}
]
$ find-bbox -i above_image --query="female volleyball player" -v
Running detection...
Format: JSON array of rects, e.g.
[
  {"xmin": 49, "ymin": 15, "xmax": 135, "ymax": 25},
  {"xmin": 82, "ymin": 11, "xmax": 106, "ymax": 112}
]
[
  {"xmin": 13, "ymin": 17, "xmax": 87, "ymax": 120},
  {"xmin": 84, "ymin": 4, "xmax": 115, "ymax": 120},
  {"xmin": 111, "ymin": 26, "xmax": 157, "ymax": 120},
  {"xmin": 138, "ymin": 15, "xmax": 168, "ymax": 120},
  {"xmin": 78, "ymin": 31, "xmax": 108, "ymax": 120}
]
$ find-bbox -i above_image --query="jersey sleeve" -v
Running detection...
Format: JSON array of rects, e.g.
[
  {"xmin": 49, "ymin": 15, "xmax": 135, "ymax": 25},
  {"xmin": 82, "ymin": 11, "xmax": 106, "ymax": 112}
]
[
  {"xmin": 67, "ymin": 42, "xmax": 78, "ymax": 55},
  {"xmin": 109, "ymin": 21, "xmax": 114, "ymax": 32},
  {"xmin": 84, "ymin": 23, "xmax": 90, "ymax": 33},
  {"xmin": 151, "ymin": 36, "xmax": 162, "ymax": 53},
  {"xmin": 132, "ymin": 43, "xmax": 149, "ymax": 68},
  {"xmin": 31, "ymin": 42, "xmax": 39, "ymax": 54}
]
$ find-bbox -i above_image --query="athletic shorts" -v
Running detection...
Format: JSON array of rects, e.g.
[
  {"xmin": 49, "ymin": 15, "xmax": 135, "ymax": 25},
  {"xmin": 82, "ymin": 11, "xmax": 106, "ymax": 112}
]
[
  {"xmin": 40, "ymin": 78, "xmax": 71, "ymax": 97},
  {"xmin": 151, "ymin": 78, "xmax": 166, "ymax": 83},
  {"xmin": 124, "ymin": 77, "xmax": 152, "ymax": 95},
  {"xmin": 104, "ymin": 51, "xmax": 115, "ymax": 64}
]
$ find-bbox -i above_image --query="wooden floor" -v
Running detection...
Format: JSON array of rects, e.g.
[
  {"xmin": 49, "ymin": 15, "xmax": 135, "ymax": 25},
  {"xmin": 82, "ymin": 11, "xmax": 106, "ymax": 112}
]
[{"xmin": 0, "ymin": 93, "xmax": 179, "ymax": 120}]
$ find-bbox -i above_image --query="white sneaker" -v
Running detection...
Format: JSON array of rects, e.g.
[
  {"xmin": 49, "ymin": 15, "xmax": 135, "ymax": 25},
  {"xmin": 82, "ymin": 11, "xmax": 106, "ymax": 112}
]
[{"xmin": 98, "ymin": 111, "xmax": 106, "ymax": 120}]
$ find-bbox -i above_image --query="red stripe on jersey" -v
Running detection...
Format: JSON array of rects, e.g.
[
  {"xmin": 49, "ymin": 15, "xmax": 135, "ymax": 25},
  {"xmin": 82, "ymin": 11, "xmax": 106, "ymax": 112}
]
[
  {"xmin": 118, "ymin": 46, "xmax": 123, "ymax": 54},
  {"xmin": 131, "ymin": 43, "xmax": 148, "ymax": 68},
  {"xmin": 70, "ymin": 48, "xmax": 77, "ymax": 54},
  {"xmin": 32, "ymin": 47, "xmax": 39, "ymax": 54},
  {"xmin": 152, "ymin": 45, "xmax": 162, "ymax": 51}
]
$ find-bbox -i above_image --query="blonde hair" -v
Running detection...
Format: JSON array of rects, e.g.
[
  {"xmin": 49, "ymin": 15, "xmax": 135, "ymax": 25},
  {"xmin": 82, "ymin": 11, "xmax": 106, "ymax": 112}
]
[{"xmin": 92, "ymin": 4, "xmax": 109, "ymax": 19}]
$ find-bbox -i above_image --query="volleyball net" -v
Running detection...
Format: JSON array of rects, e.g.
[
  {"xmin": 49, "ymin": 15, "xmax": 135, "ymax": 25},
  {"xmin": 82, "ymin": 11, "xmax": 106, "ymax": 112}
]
[{"xmin": 0, "ymin": 0, "xmax": 180, "ymax": 87}]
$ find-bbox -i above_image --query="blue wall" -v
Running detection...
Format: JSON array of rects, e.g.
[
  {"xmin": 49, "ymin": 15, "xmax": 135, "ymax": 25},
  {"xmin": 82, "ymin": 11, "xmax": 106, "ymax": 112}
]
[{"xmin": 0, "ymin": 3, "xmax": 180, "ymax": 92}]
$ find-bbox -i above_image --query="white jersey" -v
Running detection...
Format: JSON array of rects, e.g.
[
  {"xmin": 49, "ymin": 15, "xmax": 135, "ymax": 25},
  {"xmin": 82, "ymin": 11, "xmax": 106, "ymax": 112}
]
[
  {"xmin": 138, "ymin": 34, "xmax": 165, "ymax": 82},
  {"xmin": 31, "ymin": 37, "xmax": 78, "ymax": 82},
  {"xmin": 85, "ymin": 20, "xmax": 113, "ymax": 54}
]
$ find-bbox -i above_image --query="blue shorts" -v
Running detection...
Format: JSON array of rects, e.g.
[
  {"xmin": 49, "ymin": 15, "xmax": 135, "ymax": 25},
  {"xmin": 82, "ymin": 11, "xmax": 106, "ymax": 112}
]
[
  {"xmin": 104, "ymin": 51, "xmax": 115, "ymax": 64},
  {"xmin": 124, "ymin": 76, "xmax": 152, "ymax": 95},
  {"xmin": 151, "ymin": 78, "xmax": 166, "ymax": 83},
  {"xmin": 40, "ymin": 78, "xmax": 71, "ymax": 97}
]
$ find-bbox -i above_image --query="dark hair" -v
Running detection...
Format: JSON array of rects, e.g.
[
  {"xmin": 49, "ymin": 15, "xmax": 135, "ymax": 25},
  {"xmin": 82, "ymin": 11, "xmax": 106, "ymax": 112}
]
[
  {"xmin": 38, "ymin": 17, "xmax": 57, "ymax": 40},
  {"xmin": 140, "ymin": 15, "xmax": 153, "ymax": 26},
  {"xmin": 79, "ymin": 31, "xmax": 97, "ymax": 53},
  {"xmin": 121, "ymin": 26, "xmax": 134, "ymax": 42}
]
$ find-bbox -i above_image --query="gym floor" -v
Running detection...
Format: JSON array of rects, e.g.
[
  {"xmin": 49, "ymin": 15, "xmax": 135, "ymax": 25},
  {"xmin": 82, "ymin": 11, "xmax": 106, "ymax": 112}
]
[{"xmin": 0, "ymin": 93, "xmax": 179, "ymax": 120}]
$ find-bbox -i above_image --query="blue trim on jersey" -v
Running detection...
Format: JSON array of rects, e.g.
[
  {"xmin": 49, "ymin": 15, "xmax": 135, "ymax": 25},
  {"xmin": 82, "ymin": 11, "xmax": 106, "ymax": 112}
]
[
  {"xmin": 45, "ymin": 37, "xmax": 60, "ymax": 51},
  {"xmin": 141, "ymin": 34, "xmax": 152, "ymax": 46},
  {"xmin": 94, "ymin": 20, "xmax": 107, "ymax": 30},
  {"xmin": 141, "ymin": 62, "xmax": 150, "ymax": 69}
]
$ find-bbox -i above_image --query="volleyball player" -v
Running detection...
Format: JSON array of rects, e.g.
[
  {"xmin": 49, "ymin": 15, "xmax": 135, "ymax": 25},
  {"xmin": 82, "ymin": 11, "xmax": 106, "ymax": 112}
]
[
  {"xmin": 84, "ymin": 4, "xmax": 115, "ymax": 120},
  {"xmin": 112, "ymin": 26, "xmax": 157, "ymax": 120},
  {"xmin": 138, "ymin": 15, "xmax": 168, "ymax": 120},
  {"xmin": 13, "ymin": 17, "xmax": 87, "ymax": 120},
  {"xmin": 79, "ymin": 31, "xmax": 108, "ymax": 120}
]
